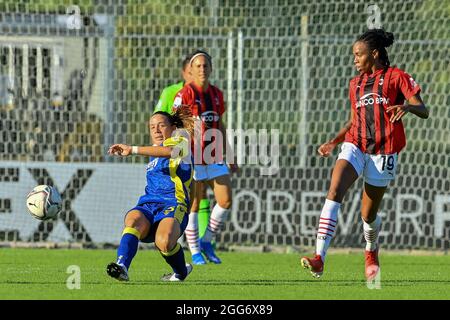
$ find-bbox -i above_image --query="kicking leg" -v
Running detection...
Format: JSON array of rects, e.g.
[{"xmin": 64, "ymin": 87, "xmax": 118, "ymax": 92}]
[
  {"xmin": 301, "ymin": 159, "xmax": 359, "ymax": 278},
  {"xmin": 107, "ymin": 210, "xmax": 150, "ymax": 281},
  {"xmin": 361, "ymin": 182, "xmax": 386, "ymax": 280}
]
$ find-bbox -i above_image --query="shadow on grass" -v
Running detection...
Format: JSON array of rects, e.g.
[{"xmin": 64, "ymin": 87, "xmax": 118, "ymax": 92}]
[{"xmin": 3, "ymin": 279, "xmax": 450, "ymax": 287}]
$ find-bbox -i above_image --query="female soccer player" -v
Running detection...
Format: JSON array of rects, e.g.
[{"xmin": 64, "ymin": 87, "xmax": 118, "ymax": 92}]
[
  {"xmin": 301, "ymin": 29, "xmax": 429, "ymax": 280},
  {"xmin": 106, "ymin": 106, "xmax": 195, "ymax": 282},
  {"xmin": 173, "ymin": 50, "xmax": 238, "ymax": 265},
  {"xmin": 154, "ymin": 54, "xmax": 213, "ymax": 263}
]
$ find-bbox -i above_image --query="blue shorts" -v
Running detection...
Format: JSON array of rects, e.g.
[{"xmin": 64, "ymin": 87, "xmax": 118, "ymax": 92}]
[
  {"xmin": 127, "ymin": 202, "xmax": 189, "ymax": 243},
  {"xmin": 193, "ymin": 163, "xmax": 230, "ymax": 181}
]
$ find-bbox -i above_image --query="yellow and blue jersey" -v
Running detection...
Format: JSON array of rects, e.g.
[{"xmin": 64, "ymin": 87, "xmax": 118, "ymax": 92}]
[{"xmin": 137, "ymin": 136, "xmax": 192, "ymax": 208}]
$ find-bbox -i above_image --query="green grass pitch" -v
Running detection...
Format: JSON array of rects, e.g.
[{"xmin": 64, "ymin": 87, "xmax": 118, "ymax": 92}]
[{"xmin": 1, "ymin": 248, "xmax": 449, "ymax": 300}]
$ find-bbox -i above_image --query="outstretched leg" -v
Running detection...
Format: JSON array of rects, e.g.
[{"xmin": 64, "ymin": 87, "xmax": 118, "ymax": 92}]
[
  {"xmin": 361, "ymin": 182, "xmax": 387, "ymax": 280},
  {"xmin": 301, "ymin": 159, "xmax": 359, "ymax": 278},
  {"xmin": 107, "ymin": 210, "xmax": 150, "ymax": 281}
]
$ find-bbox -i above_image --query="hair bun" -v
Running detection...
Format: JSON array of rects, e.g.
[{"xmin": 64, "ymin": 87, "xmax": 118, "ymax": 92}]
[{"xmin": 379, "ymin": 29, "xmax": 394, "ymax": 47}]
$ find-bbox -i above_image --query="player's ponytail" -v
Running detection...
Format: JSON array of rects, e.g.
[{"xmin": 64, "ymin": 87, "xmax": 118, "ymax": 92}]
[
  {"xmin": 357, "ymin": 29, "xmax": 394, "ymax": 66},
  {"xmin": 171, "ymin": 105, "xmax": 195, "ymax": 136}
]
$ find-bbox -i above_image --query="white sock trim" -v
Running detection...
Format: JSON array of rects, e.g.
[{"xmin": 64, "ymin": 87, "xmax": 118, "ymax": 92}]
[
  {"xmin": 315, "ymin": 199, "xmax": 341, "ymax": 261},
  {"xmin": 363, "ymin": 215, "xmax": 381, "ymax": 251},
  {"xmin": 187, "ymin": 212, "xmax": 198, "ymax": 230},
  {"xmin": 185, "ymin": 212, "xmax": 200, "ymax": 254},
  {"xmin": 202, "ymin": 204, "xmax": 229, "ymax": 242}
]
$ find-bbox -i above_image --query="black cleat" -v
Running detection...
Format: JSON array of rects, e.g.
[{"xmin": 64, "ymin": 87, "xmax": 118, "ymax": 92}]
[{"xmin": 106, "ymin": 262, "xmax": 129, "ymax": 282}]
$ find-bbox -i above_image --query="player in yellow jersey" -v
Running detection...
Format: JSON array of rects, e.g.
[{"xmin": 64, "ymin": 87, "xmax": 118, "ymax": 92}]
[{"xmin": 106, "ymin": 106, "xmax": 196, "ymax": 282}]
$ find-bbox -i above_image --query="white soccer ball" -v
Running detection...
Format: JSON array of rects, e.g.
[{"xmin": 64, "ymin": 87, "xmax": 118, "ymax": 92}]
[{"xmin": 26, "ymin": 185, "xmax": 62, "ymax": 221}]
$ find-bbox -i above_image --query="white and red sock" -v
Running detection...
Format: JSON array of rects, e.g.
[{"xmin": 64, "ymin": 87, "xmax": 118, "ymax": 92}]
[
  {"xmin": 202, "ymin": 204, "xmax": 229, "ymax": 243},
  {"xmin": 185, "ymin": 212, "xmax": 200, "ymax": 255},
  {"xmin": 315, "ymin": 199, "xmax": 340, "ymax": 262},
  {"xmin": 363, "ymin": 215, "xmax": 381, "ymax": 252}
]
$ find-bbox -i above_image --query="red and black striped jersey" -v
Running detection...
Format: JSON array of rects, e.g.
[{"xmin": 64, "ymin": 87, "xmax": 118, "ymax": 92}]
[
  {"xmin": 173, "ymin": 82, "xmax": 225, "ymax": 164},
  {"xmin": 344, "ymin": 66, "xmax": 421, "ymax": 154}
]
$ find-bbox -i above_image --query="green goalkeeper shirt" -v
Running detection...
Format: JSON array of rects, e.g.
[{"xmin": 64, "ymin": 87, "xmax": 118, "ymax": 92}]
[{"xmin": 153, "ymin": 81, "xmax": 184, "ymax": 114}]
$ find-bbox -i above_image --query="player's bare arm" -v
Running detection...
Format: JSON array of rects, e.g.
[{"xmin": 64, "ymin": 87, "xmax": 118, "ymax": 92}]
[
  {"xmin": 318, "ymin": 109, "xmax": 354, "ymax": 157},
  {"xmin": 386, "ymin": 93, "xmax": 429, "ymax": 122},
  {"xmin": 108, "ymin": 144, "xmax": 175, "ymax": 158}
]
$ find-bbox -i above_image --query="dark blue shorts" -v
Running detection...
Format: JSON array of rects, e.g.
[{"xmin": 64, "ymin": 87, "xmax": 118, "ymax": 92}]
[{"xmin": 127, "ymin": 202, "xmax": 188, "ymax": 243}]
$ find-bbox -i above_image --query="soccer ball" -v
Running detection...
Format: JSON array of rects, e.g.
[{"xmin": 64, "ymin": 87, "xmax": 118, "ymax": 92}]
[{"xmin": 26, "ymin": 185, "xmax": 62, "ymax": 220}]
